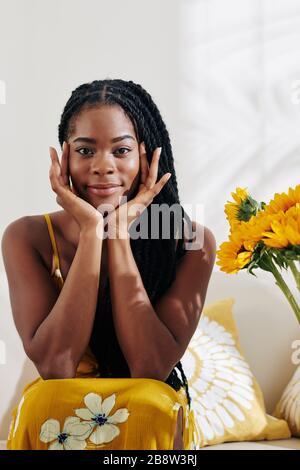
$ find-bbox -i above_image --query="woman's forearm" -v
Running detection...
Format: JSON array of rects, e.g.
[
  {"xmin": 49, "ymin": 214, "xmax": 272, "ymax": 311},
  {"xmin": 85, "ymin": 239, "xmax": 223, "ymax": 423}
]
[
  {"xmin": 107, "ymin": 236, "xmax": 179, "ymax": 379},
  {"xmin": 29, "ymin": 224, "xmax": 103, "ymax": 379}
]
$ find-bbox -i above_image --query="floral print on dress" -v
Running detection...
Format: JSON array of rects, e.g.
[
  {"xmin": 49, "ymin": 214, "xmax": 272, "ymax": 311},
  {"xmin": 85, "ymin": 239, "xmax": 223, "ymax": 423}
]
[
  {"xmin": 39, "ymin": 391, "xmax": 130, "ymax": 449},
  {"xmin": 74, "ymin": 392, "xmax": 130, "ymax": 445},
  {"xmin": 40, "ymin": 417, "xmax": 92, "ymax": 450}
]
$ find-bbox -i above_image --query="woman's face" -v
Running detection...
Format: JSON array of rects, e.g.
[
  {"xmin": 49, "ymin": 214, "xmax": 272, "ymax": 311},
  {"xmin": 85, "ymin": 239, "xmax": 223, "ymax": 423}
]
[{"xmin": 67, "ymin": 104, "xmax": 141, "ymax": 212}]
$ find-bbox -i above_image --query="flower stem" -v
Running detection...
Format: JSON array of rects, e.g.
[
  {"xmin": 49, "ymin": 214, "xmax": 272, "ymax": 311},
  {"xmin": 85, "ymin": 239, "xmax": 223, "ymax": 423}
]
[
  {"xmin": 287, "ymin": 259, "xmax": 300, "ymax": 292},
  {"xmin": 268, "ymin": 257, "xmax": 300, "ymax": 324}
]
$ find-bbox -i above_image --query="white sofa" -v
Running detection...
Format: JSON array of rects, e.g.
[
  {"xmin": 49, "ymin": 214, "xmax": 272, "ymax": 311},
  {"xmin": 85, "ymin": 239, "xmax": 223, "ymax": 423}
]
[{"xmin": 0, "ymin": 269, "xmax": 299, "ymax": 450}]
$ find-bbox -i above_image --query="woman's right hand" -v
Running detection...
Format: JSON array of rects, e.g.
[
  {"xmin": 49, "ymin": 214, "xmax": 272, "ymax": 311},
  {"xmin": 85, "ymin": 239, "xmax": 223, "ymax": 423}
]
[{"xmin": 49, "ymin": 141, "xmax": 104, "ymax": 231}]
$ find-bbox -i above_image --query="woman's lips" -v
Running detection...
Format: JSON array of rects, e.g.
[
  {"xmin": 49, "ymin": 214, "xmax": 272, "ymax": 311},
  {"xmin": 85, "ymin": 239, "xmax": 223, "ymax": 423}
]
[{"xmin": 87, "ymin": 186, "xmax": 122, "ymax": 197}]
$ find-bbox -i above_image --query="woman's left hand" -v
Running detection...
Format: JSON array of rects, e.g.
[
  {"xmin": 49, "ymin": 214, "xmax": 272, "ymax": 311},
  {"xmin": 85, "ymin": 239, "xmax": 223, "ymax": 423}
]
[{"xmin": 103, "ymin": 142, "xmax": 171, "ymax": 238}]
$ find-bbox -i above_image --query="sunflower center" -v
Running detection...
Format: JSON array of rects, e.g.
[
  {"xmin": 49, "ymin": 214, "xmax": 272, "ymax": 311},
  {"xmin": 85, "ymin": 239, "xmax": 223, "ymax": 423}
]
[
  {"xmin": 92, "ymin": 413, "xmax": 107, "ymax": 426},
  {"xmin": 58, "ymin": 432, "xmax": 68, "ymax": 443}
]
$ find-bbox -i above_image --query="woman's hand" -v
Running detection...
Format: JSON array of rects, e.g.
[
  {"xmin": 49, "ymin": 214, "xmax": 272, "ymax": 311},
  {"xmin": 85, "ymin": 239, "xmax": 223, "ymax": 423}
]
[
  {"xmin": 103, "ymin": 142, "xmax": 171, "ymax": 238},
  {"xmin": 49, "ymin": 141, "xmax": 103, "ymax": 231}
]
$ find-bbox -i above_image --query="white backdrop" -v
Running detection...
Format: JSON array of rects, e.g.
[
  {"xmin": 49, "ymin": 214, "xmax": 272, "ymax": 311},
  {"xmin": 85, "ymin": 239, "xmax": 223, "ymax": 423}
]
[{"xmin": 0, "ymin": 0, "xmax": 299, "ymax": 441}]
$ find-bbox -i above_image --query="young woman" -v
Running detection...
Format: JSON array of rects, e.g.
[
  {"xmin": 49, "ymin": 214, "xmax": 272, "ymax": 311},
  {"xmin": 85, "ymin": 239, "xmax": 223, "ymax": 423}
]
[{"xmin": 2, "ymin": 79, "xmax": 216, "ymax": 450}]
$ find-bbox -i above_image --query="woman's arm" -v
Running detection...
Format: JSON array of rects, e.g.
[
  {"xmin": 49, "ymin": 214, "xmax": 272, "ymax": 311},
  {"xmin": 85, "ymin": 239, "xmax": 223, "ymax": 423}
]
[
  {"xmin": 107, "ymin": 222, "xmax": 216, "ymax": 381},
  {"xmin": 1, "ymin": 218, "xmax": 103, "ymax": 379},
  {"xmin": 107, "ymin": 235, "xmax": 179, "ymax": 378}
]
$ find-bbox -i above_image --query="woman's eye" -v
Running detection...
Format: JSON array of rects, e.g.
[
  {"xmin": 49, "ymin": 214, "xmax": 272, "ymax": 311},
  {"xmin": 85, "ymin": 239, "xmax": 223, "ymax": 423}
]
[
  {"xmin": 114, "ymin": 147, "xmax": 130, "ymax": 156},
  {"xmin": 75, "ymin": 147, "xmax": 130, "ymax": 157},
  {"xmin": 76, "ymin": 148, "xmax": 93, "ymax": 157}
]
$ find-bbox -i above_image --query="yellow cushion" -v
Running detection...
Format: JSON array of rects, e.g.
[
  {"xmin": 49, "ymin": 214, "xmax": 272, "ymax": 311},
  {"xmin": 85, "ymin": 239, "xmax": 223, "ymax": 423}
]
[
  {"xmin": 273, "ymin": 365, "xmax": 300, "ymax": 437},
  {"xmin": 181, "ymin": 298, "xmax": 291, "ymax": 448}
]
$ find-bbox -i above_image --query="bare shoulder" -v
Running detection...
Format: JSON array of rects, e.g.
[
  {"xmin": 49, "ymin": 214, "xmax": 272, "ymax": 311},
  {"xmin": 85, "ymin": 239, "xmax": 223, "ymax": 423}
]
[
  {"xmin": 183, "ymin": 220, "xmax": 216, "ymax": 261},
  {"xmin": 2, "ymin": 216, "xmax": 33, "ymax": 248},
  {"xmin": 1, "ymin": 212, "xmax": 61, "ymax": 272},
  {"xmin": 2, "ymin": 214, "xmax": 48, "ymax": 247}
]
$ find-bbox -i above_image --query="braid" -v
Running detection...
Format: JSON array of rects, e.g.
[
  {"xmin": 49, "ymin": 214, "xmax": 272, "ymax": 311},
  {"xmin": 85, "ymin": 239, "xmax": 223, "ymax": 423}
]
[{"xmin": 57, "ymin": 79, "xmax": 194, "ymax": 409}]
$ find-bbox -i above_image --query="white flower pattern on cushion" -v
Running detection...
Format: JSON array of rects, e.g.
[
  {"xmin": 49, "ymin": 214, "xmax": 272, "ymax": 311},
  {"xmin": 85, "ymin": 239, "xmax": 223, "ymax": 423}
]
[
  {"xmin": 181, "ymin": 316, "xmax": 255, "ymax": 445},
  {"xmin": 277, "ymin": 365, "xmax": 300, "ymax": 433},
  {"xmin": 74, "ymin": 392, "xmax": 130, "ymax": 445},
  {"xmin": 39, "ymin": 417, "xmax": 92, "ymax": 450},
  {"xmin": 187, "ymin": 432, "xmax": 198, "ymax": 450}
]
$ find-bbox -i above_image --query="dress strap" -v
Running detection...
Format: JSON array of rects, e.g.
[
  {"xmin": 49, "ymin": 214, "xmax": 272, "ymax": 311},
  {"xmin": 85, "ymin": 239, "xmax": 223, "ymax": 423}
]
[{"xmin": 43, "ymin": 213, "xmax": 62, "ymax": 279}]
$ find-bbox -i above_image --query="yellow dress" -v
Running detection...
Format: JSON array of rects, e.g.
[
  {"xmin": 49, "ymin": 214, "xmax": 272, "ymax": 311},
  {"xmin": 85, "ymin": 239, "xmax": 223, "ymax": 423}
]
[{"xmin": 6, "ymin": 213, "xmax": 200, "ymax": 450}]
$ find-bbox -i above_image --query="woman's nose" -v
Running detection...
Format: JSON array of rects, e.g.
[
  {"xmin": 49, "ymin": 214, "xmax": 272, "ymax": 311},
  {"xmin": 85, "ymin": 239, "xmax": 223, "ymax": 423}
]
[{"xmin": 90, "ymin": 152, "xmax": 115, "ymax": 174}]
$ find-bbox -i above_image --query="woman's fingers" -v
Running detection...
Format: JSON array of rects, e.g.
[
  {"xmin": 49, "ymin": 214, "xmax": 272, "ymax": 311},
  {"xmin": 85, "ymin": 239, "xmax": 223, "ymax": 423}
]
[
  {"xmin": 139, "ymin": 142, "xmax": 149, "ymax": 187},
  {"xmin": 49, "ymin": 147, "xmax": 61, "ymax": 192},
  {"xmin": 113, "ymin": 143, "xmax": 171, "ymax": 230},
  {"xmin": 147, "ymin": 147, "xmax": 162, "ymax": 189},
  {"xmin": 150, "ymin": 172, "xmax": 171, "ymax": 198},
  {"xmin": 126, "ymin": 172, "xmax": 171, "ymax": 227},
  {"xmin": 139, "ymin": 144, "xmax": 162, "ymax": 190},
  {"xmin": 138, "ymin": 172, "xmax": 171, "ymax": 207},
  {"xmin": 60, "ymin": 141, "xmax": 70, "ymax": 188},
  {"xmin": 49, "ymin": 145, "xmax": 70, "ymax": 196},
  {"xmin": 137, "ymin": 144, "xmax": 171, "ymax": 203}
]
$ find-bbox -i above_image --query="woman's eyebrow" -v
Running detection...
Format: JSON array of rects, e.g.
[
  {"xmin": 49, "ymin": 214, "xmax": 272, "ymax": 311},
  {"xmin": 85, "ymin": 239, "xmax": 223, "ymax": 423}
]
[{"xmin": 72, "ymin": 135, "xmax": 136, "ymax": 144}]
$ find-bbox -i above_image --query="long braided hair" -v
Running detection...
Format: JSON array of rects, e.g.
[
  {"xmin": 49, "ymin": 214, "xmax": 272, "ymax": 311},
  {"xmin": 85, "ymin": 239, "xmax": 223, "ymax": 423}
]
[{"xmin": 58, "ymin": 79, "xmax": 194, "ymax": 408}]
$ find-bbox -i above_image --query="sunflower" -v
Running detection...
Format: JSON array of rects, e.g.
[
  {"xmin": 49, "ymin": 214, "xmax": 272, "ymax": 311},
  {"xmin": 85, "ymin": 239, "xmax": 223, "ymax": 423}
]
[
  {"xmin": 238, "ymin": 210, "xmax": 279, "ymax": 250},
  {"xmin": 216, "ymin": 230, "xmax": 253, "ymax": 274},
  {"xmin": 219, "ymin": 186, "xmax": 300, "ymax": 324},
  {"xmin": 225, "ymin": 187, "xmax": 249, "ymax": 231},
  {"xmin": 262, "ymin": 205, "xmax": 300, "ymax": 248},
  {"xmin": 285, "ymin": 204, "xmax": 300, "ymax": 246},
  {"xmin": 264, "ymin": 184, "xmax": 300, "ymax": 215},
  {"xmin": 225, "ymin": 187, "xmax": 264, "ymax": 233}
]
